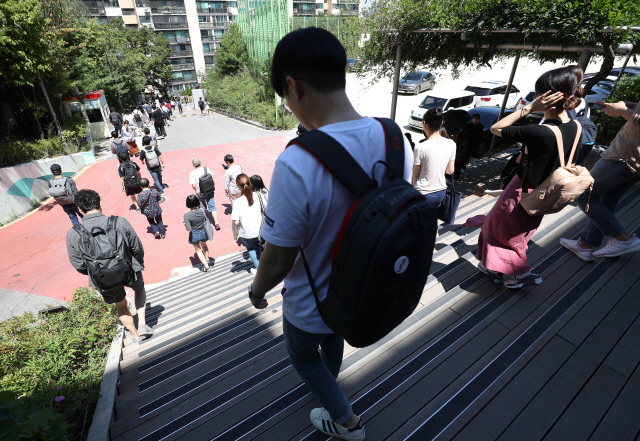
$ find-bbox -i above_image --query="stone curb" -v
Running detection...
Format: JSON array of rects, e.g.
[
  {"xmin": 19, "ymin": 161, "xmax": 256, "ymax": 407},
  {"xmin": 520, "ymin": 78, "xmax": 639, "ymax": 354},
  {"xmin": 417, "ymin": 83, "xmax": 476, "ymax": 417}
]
[{"xmin": 87, "ymin": 321, "xmax": 125, "ymax": 441}]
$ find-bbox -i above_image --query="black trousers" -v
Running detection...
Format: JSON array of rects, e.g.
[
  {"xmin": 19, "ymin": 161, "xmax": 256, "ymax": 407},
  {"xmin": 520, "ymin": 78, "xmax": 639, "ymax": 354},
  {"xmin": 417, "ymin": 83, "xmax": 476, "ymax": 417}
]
[{"xmin": 154, "ymin": 123, "xmax": 166, "ymax": 137}]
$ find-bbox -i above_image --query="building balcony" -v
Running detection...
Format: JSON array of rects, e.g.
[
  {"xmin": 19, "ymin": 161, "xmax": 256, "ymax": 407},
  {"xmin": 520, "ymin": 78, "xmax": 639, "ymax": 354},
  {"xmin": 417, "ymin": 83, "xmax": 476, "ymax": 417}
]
[
  {"xmin": 154, "ymin": 22, "xmax": 189, "ymax": 29},
  {"xmin": 202, "ymin": 49, "xmax": 217, "ymax": 55},
  {"xmin": 171, "ymin": 78, "xmax": 197, "ymax": 85},
  {"xmin": 293, "ymin": 9, "xmax": 317, "ymax": 14},
  {"xmin": 170, "ymin": 50, "xmax": 193, "ymax": 57},
  {"xmin": 171, "ymin": 63, "xmax": 195, "ymax": 70},
  {"xmin": 205, "ymin": 63, "xmax": 215, "ymax": 69},
  {"xmin": 168, "ymin": 37, "xmax": 191, "ymax": 43},
  {"xmin": 199, "ymin": 22, "xmax": 227, "ymax": 28},
  {"xmin": 200, "ymin": 36, "xmax": 220, "ymax": 42},
  {"xmin": 151, "ymin": 7, "xmax": 186, "ymax": 14},
  {"xmin": 196, "ymin": 7, "xmax": 228, "ymax": 14},
  {"xmin": 88, "ymin": 7, "xmax": 107, "ymax": 14}
]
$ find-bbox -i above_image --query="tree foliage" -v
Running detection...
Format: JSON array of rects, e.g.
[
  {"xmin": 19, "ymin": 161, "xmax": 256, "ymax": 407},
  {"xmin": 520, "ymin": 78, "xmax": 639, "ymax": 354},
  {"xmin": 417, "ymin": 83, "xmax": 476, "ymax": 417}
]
[
  {"xmin": 214, "ymin": 23, "xmax": 249, "ymax": 78},
  {"xmin": 360, "ymin": 0, "xmax": 640, "ymax": 89}
]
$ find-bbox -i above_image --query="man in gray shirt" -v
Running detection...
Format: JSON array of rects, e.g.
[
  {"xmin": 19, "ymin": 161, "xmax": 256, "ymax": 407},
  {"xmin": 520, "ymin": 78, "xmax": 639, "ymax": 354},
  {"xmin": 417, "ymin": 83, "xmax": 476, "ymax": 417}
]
[{"xmin": 66, "ymin": 189, "xmax": 153, "ymax": 342}]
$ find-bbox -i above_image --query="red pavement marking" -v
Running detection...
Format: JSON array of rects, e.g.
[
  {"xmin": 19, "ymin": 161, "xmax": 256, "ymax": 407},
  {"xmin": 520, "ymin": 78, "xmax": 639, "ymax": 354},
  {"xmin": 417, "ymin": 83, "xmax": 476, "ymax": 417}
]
[{"xmin": 0, "ymin": 135, "xmax": 289, "ymax": 301}]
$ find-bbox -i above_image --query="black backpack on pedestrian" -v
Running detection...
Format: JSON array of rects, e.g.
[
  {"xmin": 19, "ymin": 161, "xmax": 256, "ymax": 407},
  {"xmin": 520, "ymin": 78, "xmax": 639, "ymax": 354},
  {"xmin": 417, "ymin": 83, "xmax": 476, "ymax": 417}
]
[
  {"xmin": 122, "ymin": 162, "xmax": 140, "ymax": 188},
  {"xmin": 72, "ymin": 216, "xmax": 134, "ymax": 292},
  {"xmin": 199, "ymin": 167, "xmax": 215, "ymax": 196},
  {"xmin": 133, "ymin": 112, "xmax": 142, "ymax": 123},
  {"xmin": 290, "ymin": 118, "xmax": 438, "ymax": 348},
  {"xmin": 110, "ymin": 113, "xmax": 120, "ymax": 125}
]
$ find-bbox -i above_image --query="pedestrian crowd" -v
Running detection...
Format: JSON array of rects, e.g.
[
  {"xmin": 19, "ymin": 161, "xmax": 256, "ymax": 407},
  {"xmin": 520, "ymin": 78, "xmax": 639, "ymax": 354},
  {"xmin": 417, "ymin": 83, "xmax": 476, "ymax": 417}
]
[{"xmin": 55, "ymin": 27, "xmax": 639, "ymax": 441}]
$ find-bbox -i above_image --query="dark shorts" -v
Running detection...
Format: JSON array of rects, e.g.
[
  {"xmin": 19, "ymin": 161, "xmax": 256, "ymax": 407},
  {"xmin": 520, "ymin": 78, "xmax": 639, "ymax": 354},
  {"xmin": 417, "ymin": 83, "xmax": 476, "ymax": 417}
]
[
  {"xmin": 125, "ymin": 185, "xmax": 142, "ymax": 196},
  {"xmin": 101, "ymin": 271, "xmax": 144, "ymax": 304}
]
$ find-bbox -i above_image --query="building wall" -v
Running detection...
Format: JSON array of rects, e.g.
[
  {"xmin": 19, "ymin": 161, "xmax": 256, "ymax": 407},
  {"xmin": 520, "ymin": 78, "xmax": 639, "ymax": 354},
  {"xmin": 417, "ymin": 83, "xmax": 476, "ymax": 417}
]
[{"xmin": 185, "ymin": 0, "xmax": 206, "ymax": 77}]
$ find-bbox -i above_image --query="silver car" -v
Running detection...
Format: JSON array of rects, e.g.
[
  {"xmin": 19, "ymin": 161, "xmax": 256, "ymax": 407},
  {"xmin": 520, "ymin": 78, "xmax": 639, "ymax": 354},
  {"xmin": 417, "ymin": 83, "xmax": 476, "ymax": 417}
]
[{"xmin": 398, "ymin": 71, "xmax": 436, "ymax": 95}]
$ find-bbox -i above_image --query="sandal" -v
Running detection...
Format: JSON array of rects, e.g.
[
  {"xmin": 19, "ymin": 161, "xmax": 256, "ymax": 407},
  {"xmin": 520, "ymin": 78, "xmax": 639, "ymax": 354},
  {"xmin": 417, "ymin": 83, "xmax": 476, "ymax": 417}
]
[
  {"xmin": 202, "ymin": 266, "xmax": 210, "ymax": 272},
  {"xmin": 215, "ymin": 224, "xmax": 221, "ymax": 231},
  {"xmin": 154, "ymin": 232, "xmax": 161, "ymax": 239}
]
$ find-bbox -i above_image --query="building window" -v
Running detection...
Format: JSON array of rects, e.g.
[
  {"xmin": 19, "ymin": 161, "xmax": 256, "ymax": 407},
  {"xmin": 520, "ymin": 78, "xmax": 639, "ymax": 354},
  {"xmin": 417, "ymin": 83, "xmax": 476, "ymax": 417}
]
[
  {"xmin": 105, "ymin": 0, "xmax": 119, "ymax": 6},
  {"xmin": 122, "ymin": 8, "xmax": 136, "ymax": 15},
  {"xmin": 203, "ymin": 43, "xmax": 211, "ymax": 53},
  {"xmin": 198, "ymin": 15, "xmax": 207, "ymax": 22},
  {"xmin": 228, "ymin": 1, "xmax": 237, "ymax": 7},
  {"xmin": 214, "ymin": 29, "xmax": 223, "ymax": 38}
]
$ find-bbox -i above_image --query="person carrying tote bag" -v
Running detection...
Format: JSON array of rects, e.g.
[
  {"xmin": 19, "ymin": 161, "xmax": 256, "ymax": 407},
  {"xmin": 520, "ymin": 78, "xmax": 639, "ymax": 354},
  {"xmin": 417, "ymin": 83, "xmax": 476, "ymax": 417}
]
[{"xmin": 437, "ymin": 177, "xmax": 461, "ymax": 224}]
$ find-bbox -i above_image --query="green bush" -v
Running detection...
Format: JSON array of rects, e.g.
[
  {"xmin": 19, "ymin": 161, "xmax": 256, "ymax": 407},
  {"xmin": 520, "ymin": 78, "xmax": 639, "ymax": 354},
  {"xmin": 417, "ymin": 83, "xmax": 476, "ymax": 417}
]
[
  {"xmin": 0, "ymin": 287, "xmax": 117, "ymax": 441},
  {"xmin": 592, "ymin": 75, "xmax": 640, "ymax": 144},
  {"xmin": 204, "ymin": 69, "xmax": 298, "ymax": 130}
]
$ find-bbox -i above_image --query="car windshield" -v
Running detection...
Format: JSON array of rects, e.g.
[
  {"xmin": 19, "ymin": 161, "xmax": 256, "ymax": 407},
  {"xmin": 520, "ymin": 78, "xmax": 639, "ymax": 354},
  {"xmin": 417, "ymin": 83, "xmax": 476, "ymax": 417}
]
[
  {"xmin": 419, "ymin": 96, "xmax": 448, "ymax": 110},
  {"xmin": 404, "ymin": 72, "xmax": 423, "ymax": 81},
  {"xmin": 525, "ymin": 91, "xmax": 536, "ymax": 101},
  {"xmin": 596, "ymin": 82, "xmax": 613, "ymax": 92},
  {"xmin": 464, "ymin": 86, "xmax": 492, "ymax": 96}
]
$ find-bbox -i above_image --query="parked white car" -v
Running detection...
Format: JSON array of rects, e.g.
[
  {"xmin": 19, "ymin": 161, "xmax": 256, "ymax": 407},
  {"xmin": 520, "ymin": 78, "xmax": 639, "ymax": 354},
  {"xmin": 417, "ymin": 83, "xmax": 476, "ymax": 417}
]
[
  {"xmin": 465, "ymin": 81, "xmax": 520, "ymax": 109},
  {"xmin": 408, "ymin": 90, "xmax": 475, "ymax": 130},
  {"xmin": 516, "ymin": 90, "xmax": 536, "ymax": 110}
]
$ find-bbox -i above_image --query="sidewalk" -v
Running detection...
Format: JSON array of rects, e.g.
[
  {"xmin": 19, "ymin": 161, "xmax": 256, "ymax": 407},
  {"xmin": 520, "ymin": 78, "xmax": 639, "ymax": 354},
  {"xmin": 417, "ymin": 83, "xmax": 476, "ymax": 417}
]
[{"xmin": 0, "ymin": 135, "xmax": 289, "ymax": 301}]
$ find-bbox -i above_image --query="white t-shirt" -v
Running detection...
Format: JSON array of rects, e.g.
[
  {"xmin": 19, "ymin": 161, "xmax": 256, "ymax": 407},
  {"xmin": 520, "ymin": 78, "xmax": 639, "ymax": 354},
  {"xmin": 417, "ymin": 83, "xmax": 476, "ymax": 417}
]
[
  {"xmin": 189, "ymin": 166, "xmax": 214, "ymax": 195},
  {"xmin": 230, "ymin": 195, "xmax": 262, "ymax": 239},
  {"xmin": 413, "ymin": 137, "xmax": 456, "ymax": 194},
  {"xmin": 122, "ymin": 124, "xmax": 136, "ymax": 142},
  {"xmin": 224, "ymin": 164, "xmax": 243, "ymax": 194},
  {"xmin": 260, "ymin": 117, "xmax": 414, "ymax": 334}
]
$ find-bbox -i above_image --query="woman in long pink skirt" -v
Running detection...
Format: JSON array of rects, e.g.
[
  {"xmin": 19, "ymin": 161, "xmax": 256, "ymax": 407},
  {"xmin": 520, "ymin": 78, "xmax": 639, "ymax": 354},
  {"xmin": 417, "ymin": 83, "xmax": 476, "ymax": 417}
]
[{"xmin": 477, "ymin": 66, "xmax": 585, "ymax": 289}]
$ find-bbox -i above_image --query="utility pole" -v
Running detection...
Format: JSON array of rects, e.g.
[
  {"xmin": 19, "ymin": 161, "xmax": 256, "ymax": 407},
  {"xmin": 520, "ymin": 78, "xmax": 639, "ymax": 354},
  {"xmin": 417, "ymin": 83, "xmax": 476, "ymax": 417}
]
[{"xmin": 106, "ymin": 52, "xmax": 124, "ymax": 111}]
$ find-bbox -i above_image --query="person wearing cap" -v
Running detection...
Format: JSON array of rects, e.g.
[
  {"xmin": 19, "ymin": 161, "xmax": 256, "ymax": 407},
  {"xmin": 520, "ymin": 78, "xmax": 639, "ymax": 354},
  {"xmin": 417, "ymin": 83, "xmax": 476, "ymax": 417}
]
[
  {"xmin": 48, "ymin": 164, "xmax": 83, "ymax": 225},
  {"xmin": 188, "ymin": 157, "xmax": 221, "ymax": 230}
]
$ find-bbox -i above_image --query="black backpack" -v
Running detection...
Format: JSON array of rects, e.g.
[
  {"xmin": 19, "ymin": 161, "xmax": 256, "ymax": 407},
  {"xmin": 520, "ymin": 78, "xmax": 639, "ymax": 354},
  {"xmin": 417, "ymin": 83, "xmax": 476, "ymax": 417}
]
[
  {"xmin": 290, "ymin": 118, "xmax": 438, "ymax": 348},
  {"xmin": 199, "ymin": 167, "xmax": 215, "ymax": 196},
  {"xmin": 110, "ymin": 113, "xmax": 120, "ymax": 125},
  {"xmin": 72, "ymin": 216, "xmax": 134, "ymax": 292},
  {"xmin": 122, "ymin": 162, "xmax": 140, "ymax": 188},
  {"xmin": 133, "ymin": 112, "xmax": 142, "ymax": 123}
]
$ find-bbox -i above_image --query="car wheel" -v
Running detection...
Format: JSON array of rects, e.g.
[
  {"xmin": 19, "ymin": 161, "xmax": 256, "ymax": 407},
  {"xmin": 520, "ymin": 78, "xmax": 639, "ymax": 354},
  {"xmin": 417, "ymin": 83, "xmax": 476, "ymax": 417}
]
[{"xmin": 414, "ymin": 87, "xmax": 420, "ymax": 95}]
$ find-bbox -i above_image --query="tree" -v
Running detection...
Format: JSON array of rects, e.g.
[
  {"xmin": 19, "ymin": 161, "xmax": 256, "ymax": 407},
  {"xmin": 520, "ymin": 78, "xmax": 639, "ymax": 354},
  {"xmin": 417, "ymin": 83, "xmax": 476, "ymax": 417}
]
[
  {"xmin": 360, "ymin": 0, "xmax": 640, "ymax": 91},
  {"xmin": 127, "ymin": 26, "xmax": 173, "ymax": 98},
  {"xmin": 214, "ymin": 23, "xmax": 249, "ymax": 77}
]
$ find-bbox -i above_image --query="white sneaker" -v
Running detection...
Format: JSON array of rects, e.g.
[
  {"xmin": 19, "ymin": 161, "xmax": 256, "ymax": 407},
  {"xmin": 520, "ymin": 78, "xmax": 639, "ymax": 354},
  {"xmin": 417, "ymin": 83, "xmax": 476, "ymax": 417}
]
[
  {"xmin": 484, "ymin": 189, "xmax": 504, "ymax": 197},
  {"xmin": 593, "ymin": 234, "xmax": 640, "ymax": 258},
  {"xmin": 504, "ymin": 271, "xmax": 543, "ymax": 289},
  {"xmin": 560, "ymin": 238, "xmax": 594, "ymax": 262},
  {"xmin": 478, "ymin": 262, "xmax": 504, "ymax": 284},
  {"xmin": 249, "ymin": 268, "xmax": 257, "ymax": 275},
  {"xmin": 310, "ymin": 408, "xmax": 365, "ymax": 441}
]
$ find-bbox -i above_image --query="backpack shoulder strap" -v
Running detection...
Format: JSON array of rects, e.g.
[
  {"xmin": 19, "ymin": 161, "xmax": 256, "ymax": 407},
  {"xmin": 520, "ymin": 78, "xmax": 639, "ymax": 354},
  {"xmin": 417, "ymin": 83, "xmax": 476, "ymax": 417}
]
[
  {"xmin": 542, "ymin": 122, "xmax": 582, "ymax": 168},
  {"xmin": 287, "ymin": 131, "xmax": 373, "ymax": 199},
  {"xmin": 374, "ymin": 117, "xmax": 405, "ymax": 181},
  {"xmin": 203, "ymin": 167, "xmax": 208, "ymax": 175}
]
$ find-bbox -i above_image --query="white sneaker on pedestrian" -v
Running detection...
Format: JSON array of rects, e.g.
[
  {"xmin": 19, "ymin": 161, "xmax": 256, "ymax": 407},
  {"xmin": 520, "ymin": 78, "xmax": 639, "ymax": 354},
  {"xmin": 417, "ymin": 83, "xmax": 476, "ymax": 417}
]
[
  {"xmin": 592, "ymin": 234, "xmax": 640, "ymax": 258},
  {"xmin": 559, "ymin": 238, "xmax": 594, "ymax": 262},
  {"xmin": 478, "ymin": 261, "xmax": 504, "ymax": 284},
  {"xmin": 504, "ymin": 271, "xmax": 543, "ymax": 289},
  {"xmin": 249, "ymin": 268, "xmax": 257, "ymax": 275},
  {"xmin": 310, "ymin": 408, "xmax": 365, "ymax": 441}
]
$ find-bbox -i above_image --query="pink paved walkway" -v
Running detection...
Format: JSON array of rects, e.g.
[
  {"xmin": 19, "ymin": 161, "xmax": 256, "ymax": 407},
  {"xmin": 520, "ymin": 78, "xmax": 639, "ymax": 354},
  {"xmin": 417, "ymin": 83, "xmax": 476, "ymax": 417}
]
[{"xmin": 0, "ymin": 135, "xmax": 289, "ymax": 301}]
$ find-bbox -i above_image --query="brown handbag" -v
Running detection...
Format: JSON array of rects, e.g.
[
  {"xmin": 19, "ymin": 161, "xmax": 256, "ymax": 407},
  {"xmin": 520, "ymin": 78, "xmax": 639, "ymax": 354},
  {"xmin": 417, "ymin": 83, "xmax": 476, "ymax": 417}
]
[{"xmin": 520, "ymin": 120, "xmax": 593, "ymax": 216}]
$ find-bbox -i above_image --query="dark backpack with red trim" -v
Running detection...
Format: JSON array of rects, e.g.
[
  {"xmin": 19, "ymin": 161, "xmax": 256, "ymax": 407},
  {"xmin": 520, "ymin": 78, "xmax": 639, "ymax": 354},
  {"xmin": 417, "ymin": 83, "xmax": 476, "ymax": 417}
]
[{"xmin": 290, "ymin": 118, "xmax": 438, "ymax": 347}]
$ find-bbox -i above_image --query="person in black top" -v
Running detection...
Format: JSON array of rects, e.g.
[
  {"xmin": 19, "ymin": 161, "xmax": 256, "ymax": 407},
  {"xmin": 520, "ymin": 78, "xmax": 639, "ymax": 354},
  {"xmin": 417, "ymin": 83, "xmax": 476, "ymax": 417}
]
[
  {"xmin": 108, "ymin": 107, "xmax": 123, "ymax": 136},
  {"xmin": 151, "ymin": 104, "xmax": 167, "ymax": 138},
  {"xmin": 465, "ymin": 113, "xmax": 484, "ymax": 159},
  {"xmin": 139, "ymin": 136, "xmax": 166, "ymax": 194},
  {"xmin": 476, "ymin": 66, "xmax": 583, "ymax": 290},
  {"xmin": 198, "ymin": 97, "xmax": 205, "ymax": 116},
  {"xmin": 118, "ymin": 150, "xmax": 143, "ymax": 211}
]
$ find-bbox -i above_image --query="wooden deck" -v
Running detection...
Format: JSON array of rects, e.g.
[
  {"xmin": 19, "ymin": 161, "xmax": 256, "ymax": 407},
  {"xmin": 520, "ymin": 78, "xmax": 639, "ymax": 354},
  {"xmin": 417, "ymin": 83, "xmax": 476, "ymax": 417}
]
[{"xmin": 110, "ymin": 185, "xmax": 640, "ymax": 441}]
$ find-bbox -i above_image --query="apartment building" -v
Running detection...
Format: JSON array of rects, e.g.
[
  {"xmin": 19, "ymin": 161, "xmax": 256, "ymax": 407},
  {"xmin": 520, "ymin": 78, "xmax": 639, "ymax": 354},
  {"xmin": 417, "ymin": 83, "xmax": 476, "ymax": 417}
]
[{"xmin": 82, "ymin": 0, "xmax": 358, "ymax": 94}]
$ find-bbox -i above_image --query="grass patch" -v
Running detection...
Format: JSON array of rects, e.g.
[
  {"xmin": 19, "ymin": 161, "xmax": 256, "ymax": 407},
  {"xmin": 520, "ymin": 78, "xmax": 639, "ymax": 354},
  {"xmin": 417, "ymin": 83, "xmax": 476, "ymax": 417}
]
[{"xmin": 0, "ymin": 287, "xmax": 117, "ymax": 440}]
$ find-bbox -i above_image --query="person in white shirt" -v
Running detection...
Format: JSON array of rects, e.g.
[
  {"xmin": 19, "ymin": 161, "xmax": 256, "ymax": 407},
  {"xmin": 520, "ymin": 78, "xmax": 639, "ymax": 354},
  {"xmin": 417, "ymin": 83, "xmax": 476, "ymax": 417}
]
[
  {"xmin": 412, "ymin": 107, "xmax": 456, "ymax": 208},
  {"xmin": 121, "ymin": 119, "xmax": 141, "ymax": 157},
  {"xmin": 230, "ymin": 174, "xmax": 263, "ymax": 274},
  {"xmin": 246, "ymin": 27, "xmax": 413, "ymax": 441},
  {"xmin": 223, "ymin": 154, "xmax": 243, "ymax": 204},
  {"xmin": 188, "ymin": 157, "xmax": 221, "ymax": 230},
  {"xmin": 250, "ymin": 174, "xmax": 269, "ymax": 246}
]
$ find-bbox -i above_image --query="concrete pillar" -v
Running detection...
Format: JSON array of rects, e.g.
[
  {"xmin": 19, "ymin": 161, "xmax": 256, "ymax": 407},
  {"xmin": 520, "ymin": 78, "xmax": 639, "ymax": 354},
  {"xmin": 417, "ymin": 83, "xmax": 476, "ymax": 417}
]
[{"xmin": 185, "ymin": 0, "xmax": 206, "ymax": 81}]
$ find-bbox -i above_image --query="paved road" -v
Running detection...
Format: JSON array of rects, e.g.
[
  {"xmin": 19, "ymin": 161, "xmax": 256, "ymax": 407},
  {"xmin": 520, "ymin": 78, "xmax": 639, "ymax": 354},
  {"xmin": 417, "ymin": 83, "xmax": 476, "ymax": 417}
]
[
  {"xmin": 157, "ymin": 108, "xmax": 295, "ymax": 152},
  {"xmin": 0, "ymin": 113, "xmax": 293, "ymax": 301}
]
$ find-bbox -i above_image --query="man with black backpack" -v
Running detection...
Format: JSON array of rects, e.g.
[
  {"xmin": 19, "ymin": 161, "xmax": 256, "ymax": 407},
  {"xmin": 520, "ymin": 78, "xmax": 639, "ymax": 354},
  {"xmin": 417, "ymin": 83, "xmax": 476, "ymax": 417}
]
[
  {"xmin": 246, "ymin": 28, "xmax": 434, "ymax": 441},
  {"xmin": 109, "ymin": 131, "xmax": 130, "ymax": 163},
  {"xmin": 66, "ymin": 189, "xmax": 153, "ymax": 343},
  {"xmin": 189, "ymin": 157, "xmax": 221, "ymax": 230},
  {"xmin": 198, "ymin": 97, "xmax": 205, "ymax": 116},
  {"xmin": 151, "ymin": 104, "xmax": 167, "ymax": 138},
  {"xmin": 108, "ymin": 107, "xmax": 123, "ymax": 136},
  {"xmin": 118, "ymin": 150, "xmax": 143, "ymax": 211},
  {"xmin": 48, "ymin": 164, "xmax": 83, "ymax": 225},
  {"xmin": 140, "ymin": 136, "xmax": 166, "ymax": 195}
]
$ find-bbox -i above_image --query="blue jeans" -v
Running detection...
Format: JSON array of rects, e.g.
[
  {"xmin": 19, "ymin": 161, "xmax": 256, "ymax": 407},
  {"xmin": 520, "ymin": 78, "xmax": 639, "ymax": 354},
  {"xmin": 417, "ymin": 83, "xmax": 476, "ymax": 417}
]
[
  {"xmin": 577, "ymin": 159, "xmax": 640, "ymax": 247},
  {"xmin": 150, "ymin": 170, "xmax": 164, "ymax": 193},
  {"xmin": 282, "ymin": 315, "xmax": 352, "ymax": 424},
  {"xmin": 62, "ymin": 204, "xmax": 83, "ymax": 225},
  {"xmin": 113, "ymin": 124, "xmax": 122, "ymax": 136},
  {"xmin": 200, "ymin": 193, "xmax": 217, "ymax": 213},
  {"xmin": 241, "ymin": 236, "xmax": 261, "ymax": 268},
  {"xmin": 422, "ymin": 189, "xmax": 446, "ymax": 209}
]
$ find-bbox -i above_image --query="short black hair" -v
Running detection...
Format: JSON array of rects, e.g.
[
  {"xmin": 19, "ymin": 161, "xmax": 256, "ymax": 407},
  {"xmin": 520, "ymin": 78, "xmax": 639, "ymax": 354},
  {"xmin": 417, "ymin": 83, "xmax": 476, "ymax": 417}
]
[
  {"xmin": 75, "ymin": 189, "xmax": 101, "ymax": 213},
  {"xmin": 186, "ymin": 194, "xmax": 201, "ymax": 209},
  {"xmin": 143, "ymin": 127, "xmax": 150, "ymax": 135},
  {"xmin": 139, "ymin": 178, "xmax": 150, "ymax": 188},
  {"xmin": 224, "ymin": 154, "xmax": 234, "ymax": 164},
  {"xmin": 152, "ymin": 105, "xmax": 157, "ymax": 109},
  {"xmin": 271, "ymin": 27, "xmax": 347, "ymax": 98},
  {"xmin": 142, "ymin": 136, "xmax": 151, "ymax": 146},
  {"xmin": 423, "ymin": 107, "xmax": 444, "ymax": 131},
  {"xmin": 118, "ymin": 150, "xmax": 130, "ymax": 162},
  {"xmin": 250, "ymin": 175, "xmax": 265, "ymax": 191},
  {"xmin": 472, "ymin": 113, "xmax": 481, "ymax": 120},
  {"xmin": 111, "ymin": 131, "xmax": 119, "ymax": 138}
]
